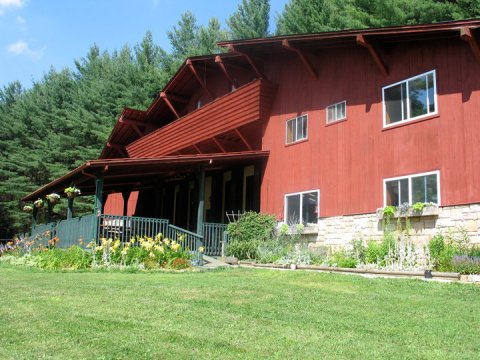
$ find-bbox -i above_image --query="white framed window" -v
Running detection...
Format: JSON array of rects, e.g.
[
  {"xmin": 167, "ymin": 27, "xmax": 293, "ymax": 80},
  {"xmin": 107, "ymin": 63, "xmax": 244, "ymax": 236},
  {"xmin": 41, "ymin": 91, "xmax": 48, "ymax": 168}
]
[
  {"xmin": 382, "ymin": 70, "xmax": 437, "ymax": 127},
  {"xmin": 326, "ymin": 100, "xmax": 346, "ymax": 124},
  {"xmin": 286, "ymin": 114, "xmax": 308, "ymax": 144},
  {"xmin": 383, "ymin": 171, "xmax": 440, "ymax": 206},
  {"xmin": 284, "ymin": 190, "xmax": 319, "ymax": 224}
]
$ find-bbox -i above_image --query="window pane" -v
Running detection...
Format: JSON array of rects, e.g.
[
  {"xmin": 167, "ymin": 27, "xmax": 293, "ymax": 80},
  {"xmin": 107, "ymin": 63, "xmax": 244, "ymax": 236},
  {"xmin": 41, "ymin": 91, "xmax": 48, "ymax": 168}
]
[
  {"xmin": 337, "ymin": 102, "xmax": 345, "ymax": 120},
  {"xmin": 426, "ymin": 174, "xmax": 438, "ymax": 203},
  {"xmin": 327, "ymin": 106, "xmax": 334, "ymax": 123},
  {"xmin": 386, "ymin": 180, "xmax": 400, "ymax": 206},
  {"xmin": 302, "ymin": 192, "xmax": 318, "ymax": 224},
  {"xmin": 411, "ymin": 176, "xmax": 425, "ymax": 203},
  {"xmin": 286, "ymin": 120, "xmax": 294, "ymax": 143},
  {"xmin": 399, "ymin": 178, "xmax": 409, "ymax": 204},
  {"xmin": 301, "ymin": 116, "xmax": 307, "ymax": 139},
  {"xmin": 409, "ymin": 75, "xmax": 428, "ymax": 118},
  {"xmin": 384, "ymin": 83, "xmax": 404, "ymax": 124},
  {"xmin": 286, "ymin": 194, "xmax": 301, "ymax": 223},
  {"xmin": 427, "ymin": 73, "xmax": 435, "ymax": 113}
]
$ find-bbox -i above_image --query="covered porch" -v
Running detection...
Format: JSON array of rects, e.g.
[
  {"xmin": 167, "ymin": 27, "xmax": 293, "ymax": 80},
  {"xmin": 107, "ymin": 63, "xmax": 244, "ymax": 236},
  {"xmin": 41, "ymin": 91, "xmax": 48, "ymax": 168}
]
[{"xmin": 23, "ymin": 151, "xmax": 268, "ymax": 255}]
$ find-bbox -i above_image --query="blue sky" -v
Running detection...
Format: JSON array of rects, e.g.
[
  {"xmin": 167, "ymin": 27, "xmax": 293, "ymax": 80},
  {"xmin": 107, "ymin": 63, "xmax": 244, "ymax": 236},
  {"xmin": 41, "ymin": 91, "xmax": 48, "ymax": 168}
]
[{"xmin": 0, "ymin": 0, "xmax": 289, "ymax": 89}]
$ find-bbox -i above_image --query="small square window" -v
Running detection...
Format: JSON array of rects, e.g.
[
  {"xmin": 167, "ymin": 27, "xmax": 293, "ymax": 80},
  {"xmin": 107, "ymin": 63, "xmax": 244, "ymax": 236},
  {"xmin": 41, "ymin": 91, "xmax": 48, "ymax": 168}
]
[
  {"xmin": 326, "ymin": 101, "xmax": 346, "ymax": 124},
  {"xmin": 285, "ymin": 190, "xmax": 319, "ymax": 224},
  {"xmin": 286, "ymin": 115, "xmax": 308, "ymax": 144}
]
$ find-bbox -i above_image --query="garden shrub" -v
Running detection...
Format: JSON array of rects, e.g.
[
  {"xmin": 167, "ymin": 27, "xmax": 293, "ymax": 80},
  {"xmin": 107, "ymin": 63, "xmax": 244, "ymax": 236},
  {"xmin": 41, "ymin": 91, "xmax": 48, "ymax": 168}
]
[
  {"xmin": 226, "ymin": 211, "xmax": 276, "ymax": 259},
  {"xmin": 327, "ymin": 250, "xmax": 357, "ymax": 268},
  {"xmin": 450, "ymin": 256, "xmax": 480, "ymax": 274}
]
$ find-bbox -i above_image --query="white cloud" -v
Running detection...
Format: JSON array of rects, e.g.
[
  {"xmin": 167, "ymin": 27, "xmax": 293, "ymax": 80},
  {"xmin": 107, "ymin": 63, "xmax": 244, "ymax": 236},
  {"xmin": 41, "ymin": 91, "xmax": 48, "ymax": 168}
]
[
  {"xmin": 0, "ymin": 0, "xmax": 25, "ymax": 15},
  {"xmin": 7, "ymin": 40, "xmax": 44, "ymax": 59},
  {"xmin": 16, "ymin": 15, "xmax": 25, "ymax": 24}
]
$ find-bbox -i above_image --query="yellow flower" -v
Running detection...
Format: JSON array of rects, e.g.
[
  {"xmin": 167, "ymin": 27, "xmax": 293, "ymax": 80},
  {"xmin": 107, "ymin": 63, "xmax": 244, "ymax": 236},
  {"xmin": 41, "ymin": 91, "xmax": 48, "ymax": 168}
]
[
  {"xmin": 149, "ymin": 251, "xmax": 155, "ymax": 258},
  {"xmin": 171, "ymin": 243, "xmax": 181, "ymax": 252},
  {"xmin": 155, "ymin": 245, "xmax": 165, "ymax": 253},
  {"xmin": 163, "ymin": 239, "xmax": 170, "ymax": 246},
  {"xmin": 198, "ymin": 246, "xmax": 205, "ymax": 253}
]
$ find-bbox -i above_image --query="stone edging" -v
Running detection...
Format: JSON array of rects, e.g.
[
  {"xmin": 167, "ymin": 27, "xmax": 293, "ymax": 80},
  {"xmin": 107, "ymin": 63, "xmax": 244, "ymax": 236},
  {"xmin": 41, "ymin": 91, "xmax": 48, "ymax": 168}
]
[{"xmin": 238, "ymin": 261, "xmax": 463, "ymax": 281}]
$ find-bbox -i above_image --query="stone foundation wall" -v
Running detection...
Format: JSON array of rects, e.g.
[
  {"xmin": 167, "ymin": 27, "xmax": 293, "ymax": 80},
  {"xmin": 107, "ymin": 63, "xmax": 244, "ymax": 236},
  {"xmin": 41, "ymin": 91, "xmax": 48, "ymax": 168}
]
[{"xmin": 311, "ymin": 203, "xmax": 480, "ymax": 249}]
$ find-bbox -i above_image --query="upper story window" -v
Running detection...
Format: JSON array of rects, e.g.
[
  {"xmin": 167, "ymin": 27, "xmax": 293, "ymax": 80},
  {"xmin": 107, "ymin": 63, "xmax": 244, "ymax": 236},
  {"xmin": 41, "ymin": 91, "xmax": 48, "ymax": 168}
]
[
  {"xmin": 286, "ymin": 114, "xmax": 308, "ymax": 144},
  {"xmin": 384, "ymin": 171, "xmax": 440, "ymax": 206},
  {"xmin": 285, "ymin": 190, "xmax": 319, "ymax": 224},
  {"xmin": 326, "ymin": 100, "xmax": 346, "ymax": 124},
  {"xmin": 383, "ymin": 70, "xmax": 437, "ymax": 127}
]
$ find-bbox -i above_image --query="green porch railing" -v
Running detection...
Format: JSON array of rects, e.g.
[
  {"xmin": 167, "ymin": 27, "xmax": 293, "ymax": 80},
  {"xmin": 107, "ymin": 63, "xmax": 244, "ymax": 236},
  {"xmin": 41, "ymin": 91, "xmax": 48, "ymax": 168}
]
[
  {"xmin": 166, "ymin": 224, "xmax": 203, "ymax": 252},
  {"xmin": 98, "ymin": 215, "xmax": 170, "ymax": 242},
  {"xmin": 31, "ymin": 222, "xmax": 56, "ymax": 247},
  {"xmin": 203, "ymin": 223, "xmax": 228, "ymax": 256},
  {"xmin": 56, "ymin": 214, "xmax": 96, "ymax": 247}
]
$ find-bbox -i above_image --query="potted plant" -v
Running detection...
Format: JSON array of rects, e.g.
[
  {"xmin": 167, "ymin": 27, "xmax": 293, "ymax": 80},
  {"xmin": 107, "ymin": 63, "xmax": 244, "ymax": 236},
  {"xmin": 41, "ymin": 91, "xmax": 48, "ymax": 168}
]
[
  {"xmin": 46, "ymin": 193, "xmax": 60, "ymax": 204},
  {"xmin": 64, "ymin": 186, "xmax": 81, "ymax": 198},
  {"xmin": 33, "ymin": 198, "xmax": 44, "ymax": 208},
  {"xmin": 23, "ymin": 205, "xmax": 33, "ymax": 213}
]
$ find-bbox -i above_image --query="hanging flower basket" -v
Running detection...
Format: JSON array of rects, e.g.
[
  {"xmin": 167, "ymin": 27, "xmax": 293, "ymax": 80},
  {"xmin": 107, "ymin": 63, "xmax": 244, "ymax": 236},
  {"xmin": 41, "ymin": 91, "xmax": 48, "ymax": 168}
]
[
  {"xmin": 46, "ymin": 193, "xmax": 60, "ymax": 204},
  {"xmin": 33, "ymin": 199, "xmax": 44, "ymax": 208},
  {"xmin": 23, "ymin": 205, "xmax": 33, "ymax": 213},
  {"xmin": 64, "ymin": 186, "xmax": 81, "ymax": 198}
]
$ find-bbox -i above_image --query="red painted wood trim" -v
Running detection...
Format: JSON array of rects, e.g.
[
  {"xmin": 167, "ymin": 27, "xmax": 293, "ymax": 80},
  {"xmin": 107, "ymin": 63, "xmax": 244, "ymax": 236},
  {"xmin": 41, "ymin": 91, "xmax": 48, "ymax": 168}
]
[
  {"xmin": 227, "ymin": 45, "xmax": 263, "ymax": 78},
  {"xmin": 460, "ymin": 27, "xmax": 480, "ymax": 62},
  {"xmin": 234, "ymin": 128, "xmax": 253, "ymax": 151},
  {"xmin": 356, "ymin": 34, "xmax": 388, "ymax": 76},
  {"xmin": 212, "ymin": 137, "xmax": 226, "ymax": 153},
  {"xmin": 281, "ymin": 40, "xmax": 318, "ymax": 78},
  {"xmin": 186, "ymin": 60, "xmax": 213, "ymax": 98},
  {"xmin": 160, "ymin": 92, "xmax": 180, "ymax": 119},
  {"xmin": 215, "ymin": 55, "xmax": 236, "ymax": 87}
]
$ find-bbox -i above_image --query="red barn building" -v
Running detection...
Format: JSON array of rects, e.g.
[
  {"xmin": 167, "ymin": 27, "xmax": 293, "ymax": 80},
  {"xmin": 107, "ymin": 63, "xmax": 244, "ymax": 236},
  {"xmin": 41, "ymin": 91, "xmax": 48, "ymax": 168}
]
[{"xmin": 25, "ymin": 20, "xmax": 480, "ymax": 252}]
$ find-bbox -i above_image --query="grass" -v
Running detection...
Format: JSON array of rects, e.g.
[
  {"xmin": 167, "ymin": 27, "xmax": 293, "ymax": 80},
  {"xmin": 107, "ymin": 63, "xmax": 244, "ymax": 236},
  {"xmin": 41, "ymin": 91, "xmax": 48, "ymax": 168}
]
[{"xmin": 0, "ymin": 265, "xmax": 479, "ymax": 359}]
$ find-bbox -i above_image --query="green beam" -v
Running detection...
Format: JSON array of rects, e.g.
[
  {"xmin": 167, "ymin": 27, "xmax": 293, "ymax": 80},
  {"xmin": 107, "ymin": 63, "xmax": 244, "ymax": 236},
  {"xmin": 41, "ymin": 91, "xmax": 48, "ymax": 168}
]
[
  {"xmin": 67, "ymin": 197, "xmax": 74, "ymax": 220},
  {"xmin": 196, "ymin": 168, "xmax": 205, "ymax": 235}
]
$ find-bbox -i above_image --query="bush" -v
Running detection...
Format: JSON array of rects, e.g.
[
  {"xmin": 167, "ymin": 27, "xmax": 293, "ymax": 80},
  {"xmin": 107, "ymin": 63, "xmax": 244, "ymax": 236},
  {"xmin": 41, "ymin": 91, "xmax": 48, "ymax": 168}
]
[
  {"xmin": 226, "ymin": 212, "xmax": 276, "ymax": 260},
  {"xmin": 450, "ymin": 256, "xmax": 480, "ymax": 274},
  {"xmin": 365, "ymin": 234, "xmax": 396, "ymax": 265},
  {"xmin": 327, "ymin": 251, "xmax": 357, "ymax": 268}
]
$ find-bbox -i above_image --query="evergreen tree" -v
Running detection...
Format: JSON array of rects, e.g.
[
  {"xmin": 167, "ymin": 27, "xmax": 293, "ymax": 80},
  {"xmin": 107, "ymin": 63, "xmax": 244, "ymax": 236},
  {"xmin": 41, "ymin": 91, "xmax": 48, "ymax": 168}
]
[{"xmin": 227, "ymin": 0, "xmax": 270, "ymax": 39}]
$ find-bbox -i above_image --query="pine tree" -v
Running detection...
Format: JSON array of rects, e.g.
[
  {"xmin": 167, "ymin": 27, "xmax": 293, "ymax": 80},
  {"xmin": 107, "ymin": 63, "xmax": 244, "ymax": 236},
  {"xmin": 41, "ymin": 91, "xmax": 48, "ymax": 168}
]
[{"xmin": 227, "ymin": 0, "xmax": 270, "ymax": 39}]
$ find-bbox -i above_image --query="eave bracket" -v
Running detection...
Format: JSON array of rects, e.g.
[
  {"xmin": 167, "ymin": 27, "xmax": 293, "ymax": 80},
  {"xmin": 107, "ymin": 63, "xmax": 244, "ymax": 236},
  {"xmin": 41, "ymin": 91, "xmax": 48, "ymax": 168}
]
[
  {"xmin": 282, "ymin": 40, "xmax": 318, "ymax": 78},
  {"xmin": 356, "ymin": 34, "xmax": 388, "ymax": 76}
]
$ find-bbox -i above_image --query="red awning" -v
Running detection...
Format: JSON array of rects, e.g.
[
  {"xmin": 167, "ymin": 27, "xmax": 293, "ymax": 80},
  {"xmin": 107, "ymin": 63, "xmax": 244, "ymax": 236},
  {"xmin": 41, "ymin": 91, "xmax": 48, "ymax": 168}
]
[{"xmin": 23, "ymin": 151, "xmax": 269, "ymax": 201}]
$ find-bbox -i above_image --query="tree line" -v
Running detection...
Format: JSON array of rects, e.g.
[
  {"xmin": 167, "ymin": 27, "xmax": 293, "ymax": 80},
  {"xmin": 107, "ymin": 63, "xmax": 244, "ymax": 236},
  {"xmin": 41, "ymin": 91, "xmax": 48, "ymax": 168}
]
[{"xmin": 1, "ymin": 0, "xmax": 479, "ymax": 236}]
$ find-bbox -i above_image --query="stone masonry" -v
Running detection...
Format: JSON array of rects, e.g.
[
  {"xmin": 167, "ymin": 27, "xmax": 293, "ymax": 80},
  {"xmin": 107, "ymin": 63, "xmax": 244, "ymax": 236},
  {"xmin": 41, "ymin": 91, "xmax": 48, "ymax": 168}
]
[{"xmin": 311, "ymin": 203, "xmax": 480, "ymax": 249}]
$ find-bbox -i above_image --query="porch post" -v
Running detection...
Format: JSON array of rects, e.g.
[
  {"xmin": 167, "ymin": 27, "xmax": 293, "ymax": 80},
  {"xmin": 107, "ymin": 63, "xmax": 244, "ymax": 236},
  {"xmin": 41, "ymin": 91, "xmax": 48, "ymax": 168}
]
[
  {"xmin": 121, "ymin": 190, "xmax": 131, "ymax": 216},
  {"xmin": 31, "ymin": 207, "xmax": 38, "ymax": 231},
  {"xmin": 67, "ymin": 197, "xmax": 74, "ymax": 219},
  {"xmin": 196, "ymin": 168, "xmax": 205, "ymax": 235},
  {"xmin": 93, "ymin": 176, "xmax": 104, "ymax": 241},
  {"xmin": 46, "ymin": 202, "xmax": 53, "ymax": 223}
]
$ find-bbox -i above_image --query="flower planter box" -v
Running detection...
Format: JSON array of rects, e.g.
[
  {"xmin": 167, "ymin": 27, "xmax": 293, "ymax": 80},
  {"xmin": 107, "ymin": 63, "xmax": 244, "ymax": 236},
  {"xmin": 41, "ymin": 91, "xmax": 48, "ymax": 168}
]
[{"xmin": 376, "ymin": 205, "xmax": 439, "ymax": 220}]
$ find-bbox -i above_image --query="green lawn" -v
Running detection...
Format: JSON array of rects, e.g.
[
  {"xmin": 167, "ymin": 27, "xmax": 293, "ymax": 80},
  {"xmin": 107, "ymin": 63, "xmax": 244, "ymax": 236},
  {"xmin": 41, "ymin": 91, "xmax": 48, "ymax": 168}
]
[{"xmin": 0, "ymin": 266, "xmax": 479, "ymax": 359}]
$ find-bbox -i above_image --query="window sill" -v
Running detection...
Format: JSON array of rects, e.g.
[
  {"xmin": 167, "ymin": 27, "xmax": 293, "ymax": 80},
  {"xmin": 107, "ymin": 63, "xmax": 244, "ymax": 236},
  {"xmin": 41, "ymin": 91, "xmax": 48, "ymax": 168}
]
[
  {"xmin": 376, "ymin": 205, "xmax": 439, "ymax": 220},
  {"xmin": 285, "ymin": 138, "xmax": 308, "ymax": 147},
  {"xmin": 325, "ymin": 118, "xmax": 347, "ymax": 127},
  {"xmin": 382, "ymin": 114, "xmax": 439, "ymax": 131}
]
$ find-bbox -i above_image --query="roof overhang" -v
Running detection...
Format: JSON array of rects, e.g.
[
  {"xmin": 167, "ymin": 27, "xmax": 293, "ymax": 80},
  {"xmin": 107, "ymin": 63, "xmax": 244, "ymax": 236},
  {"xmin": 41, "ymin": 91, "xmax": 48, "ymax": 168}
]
[{"xmin": 23, "ymin": 151, "xmax": 269, "ymax": 201}]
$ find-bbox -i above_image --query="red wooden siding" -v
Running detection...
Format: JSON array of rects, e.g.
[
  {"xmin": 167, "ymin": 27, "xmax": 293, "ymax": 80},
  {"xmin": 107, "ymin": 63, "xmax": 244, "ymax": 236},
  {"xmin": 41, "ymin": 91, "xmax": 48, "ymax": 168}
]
[
  {"xmin": 260, "ymin": 38, "xmax": 480, "ymax": 220},
  {"xmin": 127, "ymin": 79, "xmax": 276, "ymax": 158},
  {"xmin": 103, "ymin": 191, "xmax": 139, "ymax": 216}
]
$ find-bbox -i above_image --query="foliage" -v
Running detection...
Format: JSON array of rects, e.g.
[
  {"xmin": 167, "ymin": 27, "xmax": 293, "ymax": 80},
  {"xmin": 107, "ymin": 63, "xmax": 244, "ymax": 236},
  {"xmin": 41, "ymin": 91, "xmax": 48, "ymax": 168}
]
[
  {"xmin": 226, "ymin": 211, "xmax": 276, "ymax": 259},
  {"xmin": 64, "ymin": 186, "xmax": 81, "ymax": 197},
  {"xmin": 450, "ymin": 256, "xmax": 480, "ymax": 275},
  {"xmin": 275, "ymin": 0, "xmax": 480, "ymax": 35},
  {"xmin": 381, "ymin": 205, "xmax": 396, "ymax": 219},
  {"xmin": 326, "ymin": 250, "xmax": 358, "ymax": 268},
  {"xmin": 411, "ymin": 201, "xmax": 426, "ymax": 212},
  {"xmin": 227, "ymin": 0, "xmax": 270, "ymax": 40}
]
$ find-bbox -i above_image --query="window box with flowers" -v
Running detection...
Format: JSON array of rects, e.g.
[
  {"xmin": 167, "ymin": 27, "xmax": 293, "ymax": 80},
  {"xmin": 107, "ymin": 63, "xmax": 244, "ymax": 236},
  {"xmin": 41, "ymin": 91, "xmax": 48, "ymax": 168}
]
[
  {"xmin": 33, "ymin": 199, "xmax": 44, "ymax": 209},
  {"xmin": 46, "ymin": 193, "xmax": 60, "ymax": 204},
  {"xmin": 64, "ymin": 186, "xmax": 81, "ymax": 198}
]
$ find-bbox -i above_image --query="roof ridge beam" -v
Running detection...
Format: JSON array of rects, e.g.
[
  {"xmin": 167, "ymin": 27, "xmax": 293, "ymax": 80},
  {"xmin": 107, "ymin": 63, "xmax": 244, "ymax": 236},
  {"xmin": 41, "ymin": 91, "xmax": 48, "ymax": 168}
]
[
  {"xmin": 160, "ymin": 92, "xmax": 180, "ymax": 119},
  {"xmin": 227, "ymin": 45, "xmax": 263, "ymax": 78},
  {"xmin": 356, "ymin": 34, "xmax": 388, "ymax": 76},
  {"xmin": 460, "ymin": 27, "xmax": 480, "ymax": 62},
  {"xmin": 186, "ymin": 60, "xmax": 214, "ymax": 99},
  {"xmin": 215, "ymin": 55, "xmax": 236, "ymax": 87},
  {"xmin": 281, "ymin": 40, "xmax": 318, "ymax": 78}
]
